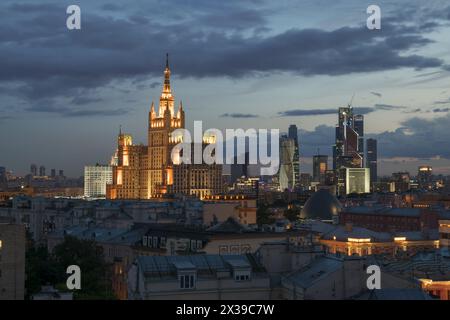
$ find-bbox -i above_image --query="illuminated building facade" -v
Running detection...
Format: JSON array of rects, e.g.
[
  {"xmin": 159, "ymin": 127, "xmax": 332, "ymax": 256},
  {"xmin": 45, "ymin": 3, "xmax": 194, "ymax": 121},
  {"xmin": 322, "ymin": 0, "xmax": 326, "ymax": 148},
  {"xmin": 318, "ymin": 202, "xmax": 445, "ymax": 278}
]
[
  {"xmin": 279, "ymin": 136, "xmax": 296, "ymax": 191},
  {"xmin": 170, "ymin": 142, "xmax": 223, "ymax": 199},
  {"xmin": 439, "ymin": 219, "xmax": 450, "ymax": 248},
  {"xmin": 84, "ymin": 164, "xmax": 113, "ymax": 198},
  {"xmin": 418, "ymin": 165, "xmax": 433, "ymax": 190},
  {"xmin": 288, "ymin": 124, "xmax": 300, "ymax": 188},
  {"xmin": 107, "ymin": 56, "xmax": 222, "ymax": 199},
  {"xmin": 320, "ymin": 223, "xmax": 439, "ymax": 257},
  {"xmin": 391, "ymin": 171, "xmax": 411, "ymax": 192},
  {"xmin": 346, "ymin": 167, "xmax": 370, "ymax": 194},
  {"xmin": 313, "ymin": 155, "xmax": 328, "ymax": 184}
]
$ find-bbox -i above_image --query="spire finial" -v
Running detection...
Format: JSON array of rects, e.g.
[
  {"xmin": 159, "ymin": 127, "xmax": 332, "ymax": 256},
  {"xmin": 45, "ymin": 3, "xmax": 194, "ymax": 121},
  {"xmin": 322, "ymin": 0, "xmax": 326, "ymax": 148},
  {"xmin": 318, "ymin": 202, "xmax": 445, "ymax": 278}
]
[
  {"xmin": 119, "ymin": 124, "xmax": 122, "ymax": 135},
  {"xmin": 166, "ymin": 53, "xmax": 169, "ymax": 69}
]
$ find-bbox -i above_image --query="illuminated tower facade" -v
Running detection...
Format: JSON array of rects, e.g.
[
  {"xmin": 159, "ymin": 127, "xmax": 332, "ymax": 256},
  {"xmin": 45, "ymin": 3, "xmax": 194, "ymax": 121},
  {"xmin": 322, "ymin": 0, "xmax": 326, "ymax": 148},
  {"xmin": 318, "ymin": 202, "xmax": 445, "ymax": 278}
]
[
  {"xmin": 107, "ymin": 55, "xmax": 223, "ymax": 200},
  {"xmin": 147, "ymin": 54, "xmax": 185, "ymax": 197},
  {"xmin": 288, "ymin": 124, "xmax": 300, "ymax": 188},
  {"xmin": 279, "ymin": 136, "xmax": 295, "ymax": 191}
]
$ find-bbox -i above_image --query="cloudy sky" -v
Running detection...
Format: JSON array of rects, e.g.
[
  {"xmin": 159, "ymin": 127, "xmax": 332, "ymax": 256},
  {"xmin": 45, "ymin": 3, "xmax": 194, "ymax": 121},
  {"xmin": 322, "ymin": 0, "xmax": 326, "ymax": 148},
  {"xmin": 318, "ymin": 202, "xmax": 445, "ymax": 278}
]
[{"xmin": 0, "ymin": 0, "xmax": 450, "ymax": 177}]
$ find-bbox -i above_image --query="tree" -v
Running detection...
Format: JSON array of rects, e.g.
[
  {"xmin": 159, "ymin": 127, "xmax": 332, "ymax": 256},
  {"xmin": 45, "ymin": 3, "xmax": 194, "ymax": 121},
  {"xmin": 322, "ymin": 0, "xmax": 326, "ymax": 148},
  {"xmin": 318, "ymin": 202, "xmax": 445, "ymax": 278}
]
[
  {"xmin": 25, "ymin": 244, "xmax": 60, "ymax": 299},
  {"xmin": 52, "ymin": 236, "xmax": 115, "ymax": 300},
  {"xmin": 284, "ymin": 208, "xmax": 299, "ymax": 222},
  {"xmin": 257, "ymin": 204, "xmax": 275, "ymax": 225}
]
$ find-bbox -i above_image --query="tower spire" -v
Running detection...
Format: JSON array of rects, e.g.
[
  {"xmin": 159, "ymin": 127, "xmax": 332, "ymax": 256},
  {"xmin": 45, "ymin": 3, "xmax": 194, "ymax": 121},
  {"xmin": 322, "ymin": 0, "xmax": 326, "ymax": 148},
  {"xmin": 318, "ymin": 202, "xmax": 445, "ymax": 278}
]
[{"xmin": 162, "ymin": 53, "xmax": 171, "ymax": 95}]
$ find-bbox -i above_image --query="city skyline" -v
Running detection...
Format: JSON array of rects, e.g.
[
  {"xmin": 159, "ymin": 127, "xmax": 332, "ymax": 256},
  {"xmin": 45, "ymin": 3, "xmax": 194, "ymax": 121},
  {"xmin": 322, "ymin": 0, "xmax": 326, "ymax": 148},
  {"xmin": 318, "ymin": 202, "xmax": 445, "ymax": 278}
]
[{"xmin": 0, "ymin": 0, "xmax": 450, "ymax": 177}]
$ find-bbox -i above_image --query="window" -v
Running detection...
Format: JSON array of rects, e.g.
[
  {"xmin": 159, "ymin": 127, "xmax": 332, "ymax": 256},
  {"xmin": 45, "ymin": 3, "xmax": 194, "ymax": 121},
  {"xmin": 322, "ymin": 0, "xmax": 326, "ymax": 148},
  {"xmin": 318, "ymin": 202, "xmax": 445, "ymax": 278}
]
[
  {"xmin": 179, "ymin": 274, "xmax": 196, "ymax": 289},
  {"xmin": 234, "ymin": 270, "xmax": 251, "ymax": 281}
]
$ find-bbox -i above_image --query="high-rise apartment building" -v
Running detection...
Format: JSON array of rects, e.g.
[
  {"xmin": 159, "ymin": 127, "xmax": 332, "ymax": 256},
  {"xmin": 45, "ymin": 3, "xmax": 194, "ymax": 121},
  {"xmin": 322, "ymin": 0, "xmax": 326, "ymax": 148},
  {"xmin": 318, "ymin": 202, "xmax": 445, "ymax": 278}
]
[
  {"xmin": 107, "ymin": 55, "xmax": 222, "ymax": 199},
  {"xmin": 84, "ymin": 165, "xmax": 113, "ymax": 198},
  {"xmin": 39, "ymin": 165, "xmax": 46, "ymax": 177},
  {"xmin": 30, "ymin": 164, "xmax": 37, "ymax": 176}
]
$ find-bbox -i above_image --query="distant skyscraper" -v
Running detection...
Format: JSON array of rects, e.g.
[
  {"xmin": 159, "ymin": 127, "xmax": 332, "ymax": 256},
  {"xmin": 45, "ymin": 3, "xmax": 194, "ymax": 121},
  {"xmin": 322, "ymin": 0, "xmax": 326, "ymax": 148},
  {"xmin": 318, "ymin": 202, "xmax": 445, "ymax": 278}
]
[
  {"xmin": 230, "ymin": 152, "xmax": 249, "ymax": 183},
  {"xmin": 39, "ymin": 165, "xmax": 46, "ymax": 177},
  {"xmin": 279, "ymin": 136, "xmax": 295, "ymax": 191},
  {"xmin": 333, "ymin": 106, "xmax": 363, "ymax": 170},
  {"xmin": 30, "ymin": 164, "xmax": 37, "ymax": 176},
  {"xmin": 288, "ymin": 124, "xmax": 300, "ymax": 188},
  {"xmin": 299, "ymin": 173, "xmax": 312, "ymax": 190},
  {"xmin": 418, "ymin": 165, "xmax": 433, "ymax": 189},
  {"xmin": 59, "ymin": 170, "xmax": 64, "ymax": 177},
  {"xmin": 392, "ymin": 172, "xmax": 411, "ymax": 192},
  {"xmin": 84, "ymin": 165, "xmax": 113, "ymax": 198},
  {"xmin": 366, "ymin": 138, "xmax": 377, "ymax": 185},
  {"xmin": 354, "ymin": 115, "xmax": 364, "ymax": 160},
  {"xmin": 51, "ymin": 169, "xmax": 56, "ymax": 178},
  {"xmin": 313, "ymin": 155, "xmax": 328, "ymax": 184}
]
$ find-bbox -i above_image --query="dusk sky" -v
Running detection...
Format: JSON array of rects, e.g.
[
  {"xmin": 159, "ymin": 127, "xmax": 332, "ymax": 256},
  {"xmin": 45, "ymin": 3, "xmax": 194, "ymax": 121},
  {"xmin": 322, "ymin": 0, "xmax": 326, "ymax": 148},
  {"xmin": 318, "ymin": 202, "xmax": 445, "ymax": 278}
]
[{"xmin": 1, "ymin": 0, "xmax": 450, "ymax": 177}]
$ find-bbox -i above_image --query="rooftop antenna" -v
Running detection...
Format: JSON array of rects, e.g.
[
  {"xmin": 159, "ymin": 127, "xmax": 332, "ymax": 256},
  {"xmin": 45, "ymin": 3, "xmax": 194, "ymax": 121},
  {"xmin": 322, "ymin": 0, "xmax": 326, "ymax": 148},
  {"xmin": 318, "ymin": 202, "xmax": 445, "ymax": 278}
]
[
  {"xmin": 119, "ymin": 124, "xmax": 122, "ymax": 135},
  {"xmin": 348, "ymin": 93, "xmax": 355, "ymax": 109}
]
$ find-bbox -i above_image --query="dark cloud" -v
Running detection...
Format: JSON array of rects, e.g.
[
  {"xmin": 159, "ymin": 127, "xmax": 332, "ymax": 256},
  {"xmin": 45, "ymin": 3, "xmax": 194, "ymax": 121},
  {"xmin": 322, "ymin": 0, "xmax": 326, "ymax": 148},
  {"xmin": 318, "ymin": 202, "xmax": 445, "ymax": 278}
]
[
  {"xmin": 70, "ymin": 96, "xmax": 103, "ymax": 106},
  {"xmin": 299, "ymin": 125, "xmax": 334, "ymax": 156},
  {"xmin": 26, "ymin": 101, "xmax": 130, "ymax": 117},
  {"xmin": 220, "ymin": 113, "xmax": 259, "ymax": 118},
  {"xmin": 370, "ymin": 92, "xmax": 382, "ymax": 98},
  {"xmin": 0, "ymin": 1, "xmax": 446, "ymax": 116},
  {"xmin": 278, "ymin": 109, "xmax": 337, "ymax": 117},
  {"xmin": 277, "ymin": 106, "xmax": 389, "ymax": 117},
  {"xmin": 62, "ymin": 109, "xmax": 130, "ymax": 117},
  {"xmin": 433, "ymin": 108, "xmax": 450, "ymax": 113},
  {"xmin": 149, "ymin": 82, "xmax": 161, "ymax": 89},
  {"xmin": 370, "ymin": 114, "xmax": 450, "ymax": 158},
  {"xmin": 374, "ymin": 104, "xmax": 407, "ymax": 110},
  {"xmin": 100, "ymin": 3, "xmax": 123, "ymax": 11},
  {"xmin": 403, "ymin": 108, "xmax": 422, "ymax": 114}
]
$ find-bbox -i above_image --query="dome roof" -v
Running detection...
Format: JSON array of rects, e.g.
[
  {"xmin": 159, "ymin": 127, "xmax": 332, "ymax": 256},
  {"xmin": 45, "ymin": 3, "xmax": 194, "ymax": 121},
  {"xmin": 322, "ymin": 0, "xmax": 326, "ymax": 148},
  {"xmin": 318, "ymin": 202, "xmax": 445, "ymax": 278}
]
[{"xmin": 300, "ymin": 189, "xmax": 342, "ymax": 220}]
